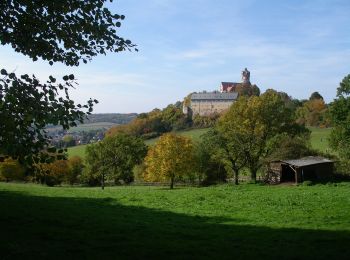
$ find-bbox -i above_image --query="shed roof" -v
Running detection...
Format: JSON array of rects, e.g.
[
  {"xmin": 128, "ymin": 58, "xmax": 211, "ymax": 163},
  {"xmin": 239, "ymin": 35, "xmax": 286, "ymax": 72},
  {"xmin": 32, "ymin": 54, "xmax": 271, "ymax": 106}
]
[
  {"xmin": 191, "ymin": 92, "xmax": 238, "ymax": 101},
  {"xmin": 281, "ymin": 156, "xmax": 334, "ymax": 167}
]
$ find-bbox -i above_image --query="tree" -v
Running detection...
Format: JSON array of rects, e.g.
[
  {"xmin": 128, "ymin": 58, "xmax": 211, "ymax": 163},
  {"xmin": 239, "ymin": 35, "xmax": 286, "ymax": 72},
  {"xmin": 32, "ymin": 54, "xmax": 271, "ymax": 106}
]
[
  {"xmin": 84, "ymin": 134, "xmax": 147, "ymax": 189},
  {"xmin": 0, "ymin": 158, "xmax": 25, "ymax": 182},
  {"xmin": 66, "ymin": 156, "xmax": 84, "ymax": 185},
  {"xmin": 310, "ymin": 92, "xmax": 324, "ymax": 100},
  {"xmin": 0, "ymin": 1, "xmax": 136, "ymax": 66},
  {"xmin": 235, "ymin": 83, "xmax": 261, "ymax": 97},
  {"xmin": 193, "ymin": 133, "xmax": 228, "ymax": 185},
  {"xmin": 106, "ymin": 102, "xmax": 191, "ymax": 139},
  {"xmin": 295, "ymin": 98, "xmax": 329, "ymax": 127},
  {"xmin": 200, "ymin": 129, "xmax": 246, "ymax": 185},
  {"xmin": 0, "ymin": 1, "xmax": 135, "ymax": 165},
  {"xmin": 218, "ymin": 90, "xmax": 307, "ymax": 182},
  {"xmin": 35, "ymin": 160, "xmax": 70, "ymax": 186},
  {"xmin": 144, "ymin": 133, "xmax": 194, "ymax": 189},
  {"xmin": 329, "ymin": 74, "xmax": 350, "ymax": 161},
  {"xmin": 62, "ymin": 135, "xmax": 76, "ymax": 148},
  {"xmin": 264, "ymin": 133, "xmax": 313, "ymax": 162}
]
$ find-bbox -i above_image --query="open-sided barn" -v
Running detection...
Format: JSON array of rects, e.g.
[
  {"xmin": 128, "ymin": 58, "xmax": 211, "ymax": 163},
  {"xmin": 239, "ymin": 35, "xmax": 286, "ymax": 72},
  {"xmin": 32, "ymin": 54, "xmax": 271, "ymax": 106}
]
[{"xmin": 267, "ymin": 156, "xmax": 334, "ymax": 184}]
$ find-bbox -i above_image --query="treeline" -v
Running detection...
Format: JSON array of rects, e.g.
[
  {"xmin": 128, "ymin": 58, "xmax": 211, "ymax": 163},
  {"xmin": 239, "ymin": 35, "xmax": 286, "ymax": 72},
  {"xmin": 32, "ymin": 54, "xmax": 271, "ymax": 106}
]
[
  {"xmin": 106, "ymin": 101, "xmax": 192, "ymax": 139},
  {"xmin": 263, "ymin": 90, "xmax": 330, "ymax": 128},
  {"xmin": 2, "ymin": 77, "xmax": 350, "ymax": 187},
  {"xmin": 295, "ymin": 92, "xmax": 331, "ymax": 127},
  {"xmin": 85, "ymin": 113, "xmax": 138, "ymax": 125},
  {"xmin": 106, "ymin": 90, "xmax": 332, "ymax": 143}
]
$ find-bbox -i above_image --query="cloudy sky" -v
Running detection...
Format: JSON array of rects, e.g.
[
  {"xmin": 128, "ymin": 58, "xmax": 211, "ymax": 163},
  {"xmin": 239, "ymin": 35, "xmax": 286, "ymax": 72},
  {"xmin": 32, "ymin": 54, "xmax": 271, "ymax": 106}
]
[{"xmin": 1, "ymin": 0, "xmax": 349, "ymax": 113}]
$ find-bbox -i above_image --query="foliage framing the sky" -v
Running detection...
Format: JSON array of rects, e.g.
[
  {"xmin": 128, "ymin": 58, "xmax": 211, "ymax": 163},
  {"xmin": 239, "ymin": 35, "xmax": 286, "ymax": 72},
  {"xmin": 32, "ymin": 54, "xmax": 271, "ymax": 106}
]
[{"xmin": 0, "ymin": 0, "xmax": 136, "ymax": 66}]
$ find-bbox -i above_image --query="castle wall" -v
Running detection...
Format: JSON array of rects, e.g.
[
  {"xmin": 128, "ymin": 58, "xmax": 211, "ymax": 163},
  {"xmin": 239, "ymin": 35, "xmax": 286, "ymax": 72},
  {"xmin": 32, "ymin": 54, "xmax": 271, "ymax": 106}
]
[{"xmin": 191, "ymin": 100, "xmax": 234, "ymax": 116}]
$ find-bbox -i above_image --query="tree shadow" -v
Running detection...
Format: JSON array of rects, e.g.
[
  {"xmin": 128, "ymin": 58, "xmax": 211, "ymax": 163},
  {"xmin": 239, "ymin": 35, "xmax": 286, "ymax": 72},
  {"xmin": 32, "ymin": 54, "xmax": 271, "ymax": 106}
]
[{"xmin": 0, "ymin": 190, "xmax": 349, "ymax": 259}]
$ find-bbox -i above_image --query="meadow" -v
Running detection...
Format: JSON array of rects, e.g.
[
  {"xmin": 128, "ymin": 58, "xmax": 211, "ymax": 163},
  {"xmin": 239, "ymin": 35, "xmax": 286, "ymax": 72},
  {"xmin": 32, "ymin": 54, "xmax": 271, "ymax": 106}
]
[
  {"xmin": 48, "ymin": 122, "xmax": 117, "ymax": 133},
  {"xmin": 68, "ymin": 127, "xmax": 332, "ymax": 159},
  {"xmin": 309, "ymin": 127, "xmax": 332, "ymax": 153},
  {"xmin": 0, "ymin": 182, "xmax": 349, "ymax": 259},
  {"xmin": 67, "ymin": 128, "xmax": 210, "ymax": 158}
]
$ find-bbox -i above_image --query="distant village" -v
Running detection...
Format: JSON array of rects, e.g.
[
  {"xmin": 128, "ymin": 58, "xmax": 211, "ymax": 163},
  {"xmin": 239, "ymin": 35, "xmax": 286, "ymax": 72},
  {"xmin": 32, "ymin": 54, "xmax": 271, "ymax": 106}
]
[{"xmin": 47, "ymin": 113, "xmax": 138, "ymax": 148}]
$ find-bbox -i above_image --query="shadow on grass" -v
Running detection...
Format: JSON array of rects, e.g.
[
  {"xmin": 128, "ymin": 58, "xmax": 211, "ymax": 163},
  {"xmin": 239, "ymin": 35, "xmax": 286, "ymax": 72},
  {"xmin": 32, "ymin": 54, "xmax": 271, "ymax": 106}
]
[{"xmin": 0, "ymin": 190, "xmax": 349, "ymax": 259}]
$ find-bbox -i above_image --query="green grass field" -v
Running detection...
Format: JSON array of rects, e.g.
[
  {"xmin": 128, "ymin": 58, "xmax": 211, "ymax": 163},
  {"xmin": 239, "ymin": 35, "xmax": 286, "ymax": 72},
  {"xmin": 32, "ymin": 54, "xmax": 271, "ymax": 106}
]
[
  {"xmin": 67, "ymin": 144, "xmax": 87, "ymax": 158},
  {"xmin": 67, "ymin": 128, "xmax": 210, "ymax": 158},
  {"xmin": 68, "ymin": 127, "xmax": 332, "ymax": 159},
  {"xmin": 144, "ymin": 128, "xmax": 210, "ymax": 146},
  {"xmin": 0, "ymin": 182, "xmax": 349, "ymax": 259},
  {"xmin": 48, "ymin": 122, "xmax": 118, "ymax": 133},
  {"xmin": 309, "ymin": 127, "xmax": 332, "ymax": 153}
]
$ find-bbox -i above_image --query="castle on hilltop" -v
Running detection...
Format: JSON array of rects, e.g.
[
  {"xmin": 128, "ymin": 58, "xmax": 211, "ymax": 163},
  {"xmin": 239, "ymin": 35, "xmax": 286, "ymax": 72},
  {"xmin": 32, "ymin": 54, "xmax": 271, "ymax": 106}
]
[{"xmin": 183, "ymin": 68, "xmax": 258, "ymax": 117}]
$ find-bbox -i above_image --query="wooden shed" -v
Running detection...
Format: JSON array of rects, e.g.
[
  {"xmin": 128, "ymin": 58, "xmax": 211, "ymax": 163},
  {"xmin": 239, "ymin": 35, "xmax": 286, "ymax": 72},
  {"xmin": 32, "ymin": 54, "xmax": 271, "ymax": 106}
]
[{"xmin": 267, "ymin": 156, "xmax": 334, "ymax": 184}]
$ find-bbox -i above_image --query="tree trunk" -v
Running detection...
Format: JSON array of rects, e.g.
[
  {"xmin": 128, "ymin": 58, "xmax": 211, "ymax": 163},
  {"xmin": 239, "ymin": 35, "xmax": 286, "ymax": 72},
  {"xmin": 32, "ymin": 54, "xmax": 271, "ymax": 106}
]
[
  {"xmin": 251, "ymin": 169, "xmax": 257, "ymax": 183},
  {"xmin": 170, "ymin": 177, "xmax": 174, "ymax": 189},
  {"xmin": 234, "ymin": 170, "xmax": 239, "ymax": 185},
  {"xmin": 101, "ymin": 173, "xmax": 105, "ymax": 190}
]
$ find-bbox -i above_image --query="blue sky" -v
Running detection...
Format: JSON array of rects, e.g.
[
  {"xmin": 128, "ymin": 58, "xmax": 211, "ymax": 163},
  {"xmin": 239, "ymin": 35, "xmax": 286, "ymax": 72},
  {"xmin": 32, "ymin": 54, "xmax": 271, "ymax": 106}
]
[{"xmin": 1, "ymin": 0, "xmax": 349, "ymax": 113}]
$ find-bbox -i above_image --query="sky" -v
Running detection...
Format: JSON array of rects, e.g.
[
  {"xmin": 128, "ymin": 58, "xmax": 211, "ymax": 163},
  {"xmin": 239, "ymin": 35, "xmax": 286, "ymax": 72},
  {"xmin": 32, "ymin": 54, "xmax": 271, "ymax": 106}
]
[{"xmin": 1, "ymin": 0, "xmax": 349, "ymax": 113}]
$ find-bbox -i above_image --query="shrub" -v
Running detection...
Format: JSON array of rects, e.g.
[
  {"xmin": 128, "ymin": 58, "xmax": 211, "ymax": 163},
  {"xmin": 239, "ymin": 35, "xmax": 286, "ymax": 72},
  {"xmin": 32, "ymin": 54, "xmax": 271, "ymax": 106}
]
[
  {"xmin": 66, "ymin": 156, "xmax": 84, "ymax": 185},
  {"xmin": 0, "ymin": 158, "xmax": 26, "ymax": 182},
  {"xmin": 302, "ymin": 181, "xmax": 313, "ymax": 186},
  {"xmin": 80, "ymin": 167, "xmax": 101, "ymax": 186},
  {"xmin": 133, "ymin": 163, "xmax": 146, "ymax": 182},
  {"xmin": 35, "ymin": 160, "xmax": 69, "ymax": 186}
]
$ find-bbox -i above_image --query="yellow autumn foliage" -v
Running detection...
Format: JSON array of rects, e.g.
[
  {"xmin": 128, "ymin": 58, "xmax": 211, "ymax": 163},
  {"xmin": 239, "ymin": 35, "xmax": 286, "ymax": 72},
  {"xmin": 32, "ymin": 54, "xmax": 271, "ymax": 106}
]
[{"xmin": 143, "ymin": 133, "xmax": 194, "ymax": 188}]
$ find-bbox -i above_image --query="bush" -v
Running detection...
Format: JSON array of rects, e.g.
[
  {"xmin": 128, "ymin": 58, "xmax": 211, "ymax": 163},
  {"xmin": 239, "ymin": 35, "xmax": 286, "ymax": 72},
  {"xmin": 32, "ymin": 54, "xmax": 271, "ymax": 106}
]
[
  {"xmin": 133, "ymin": 163, "xmax": 146, "ymax": 182},
  {"xmin": 0, "ymin": 158, "xmax": 26, "ymax": 182},
  {"xmin": 66, "ymin": 156, "xmax": 84, "ymax": 185},
  {"xmin": 35, "ymin": 160, "xmax": 69, "ymax": 186},
  {"xmin": 302, "ymin": 181, "xmax": 313, "ymax": 186},
  {"xmin": 80, "ymin": 167, "xmax": 101, "ymax": 186},
  {"xmin": 335, "ymin": 160, "xmax": 350, "ymax": 176},
  {"xmin": 192, "ymin": 114, "xmax": 220, "ymax": 128}
]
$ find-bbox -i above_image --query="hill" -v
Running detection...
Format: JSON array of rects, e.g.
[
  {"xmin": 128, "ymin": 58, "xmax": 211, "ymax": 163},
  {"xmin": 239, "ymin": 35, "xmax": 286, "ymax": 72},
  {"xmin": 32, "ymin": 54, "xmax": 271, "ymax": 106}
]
[
  {"xmin": 46, "ymin": 113, "xmax": 138, "ymax": 133},
  {"xmin": 67, "ymin": 128, "xmax": 209, "ymax": 158},
  {"xmin": 67, "ymin": 127, "xmax": 332, "ymax": 159},
  {"xmin": 85, "ymin": 113, "xmax": 138, "ymax": 125}
]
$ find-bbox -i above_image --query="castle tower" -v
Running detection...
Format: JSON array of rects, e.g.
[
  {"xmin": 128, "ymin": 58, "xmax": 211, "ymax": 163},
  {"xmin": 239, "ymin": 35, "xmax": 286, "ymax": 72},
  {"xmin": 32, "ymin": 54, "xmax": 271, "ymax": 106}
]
[{"xmin": 242, "ymin": 68, "xmax": 250, "ymax": 84}]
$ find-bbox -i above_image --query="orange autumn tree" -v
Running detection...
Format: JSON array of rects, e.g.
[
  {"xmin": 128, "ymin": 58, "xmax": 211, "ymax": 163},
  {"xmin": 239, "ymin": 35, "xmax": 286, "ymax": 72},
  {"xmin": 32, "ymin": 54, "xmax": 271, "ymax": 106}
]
[{"xmin": 144, "ymin": 133, "xmax": 194, "ymax": 189}]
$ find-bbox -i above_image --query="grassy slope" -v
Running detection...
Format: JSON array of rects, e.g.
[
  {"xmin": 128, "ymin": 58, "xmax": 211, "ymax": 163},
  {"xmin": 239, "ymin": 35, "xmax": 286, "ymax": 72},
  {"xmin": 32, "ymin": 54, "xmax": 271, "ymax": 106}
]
[
  {"xmin": 67, "ymin": 128, "xmax": 210, "ymax": 158},
  {"xmin": 68, "ymin": 127, "xmax": 331, "ymax": 159},
  {"xmin": 67, "ymin": 144, "xmax": 87, "ymax": 158},
  {"xmin": 48, "ymin": 122, "xmax": 118, "ymax": 133},
  {"xmin": 309, "ymin": 127, "xmax": 332, "ymax": 153},
  {"xmin": 144, "ymin": 128, "xmax": 210, "ymax": 146},
  {"xmin": 0, "ymin": 183, "xmax": 349, "ymax": 259}
]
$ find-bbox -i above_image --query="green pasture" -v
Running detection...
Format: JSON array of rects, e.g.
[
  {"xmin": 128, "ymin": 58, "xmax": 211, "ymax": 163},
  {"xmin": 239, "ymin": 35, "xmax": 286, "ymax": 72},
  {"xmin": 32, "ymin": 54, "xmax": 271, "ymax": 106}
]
[
  {"xmin": 67, "ymin": 144, "xmax": 87, "ymax": 158},
  {"xmin": 0, "ymin": 182, "xmax": 349, "ymax": 259},
  {"xmin": 309, "ymin": 127, "xmax": 332, "ymax": 153},
  {"xmin": 67, "ymin": 122, "xmax": 117, "ymax": 132},
  {"xmin": 144, "ymin": 128, "xmax": 210, "ymax": 146},
  {"xmin": 68, "ymin": 127, "xmax": 333, "ymax": 159},
  {"xmin": 67, "ymin": 128, "xmax": 210, "ymax": 158},
  {"xmin": 48, "ymin": 122, "xmax": 117, "ymax": 133}
]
